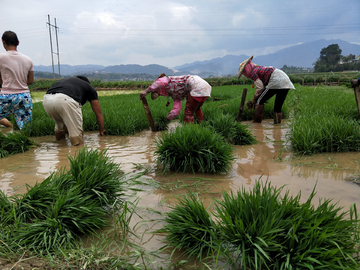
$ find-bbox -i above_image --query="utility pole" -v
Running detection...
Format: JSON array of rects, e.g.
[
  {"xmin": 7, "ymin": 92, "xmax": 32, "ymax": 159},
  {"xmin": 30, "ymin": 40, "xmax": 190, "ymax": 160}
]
[{"xmin": 47, "ymin": 15, "xmax": 61, "ymax": 79}]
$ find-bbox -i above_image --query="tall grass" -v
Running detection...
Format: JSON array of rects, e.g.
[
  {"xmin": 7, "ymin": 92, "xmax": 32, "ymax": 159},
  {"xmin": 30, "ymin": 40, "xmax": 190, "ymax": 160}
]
[
  {"xmin": 159, "ymin": 180, "xmax": 360, "ymax": 269},
  {"xmin": 154, "ymin": 124, "xmax": 235, "ymax": 173}
]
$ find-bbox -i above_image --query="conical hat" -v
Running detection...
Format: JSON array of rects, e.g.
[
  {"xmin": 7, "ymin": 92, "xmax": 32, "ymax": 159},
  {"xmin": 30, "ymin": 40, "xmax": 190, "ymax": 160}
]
[{"xmin": 238, "ymin": 56, "xmax": 253, "ymax": 79}]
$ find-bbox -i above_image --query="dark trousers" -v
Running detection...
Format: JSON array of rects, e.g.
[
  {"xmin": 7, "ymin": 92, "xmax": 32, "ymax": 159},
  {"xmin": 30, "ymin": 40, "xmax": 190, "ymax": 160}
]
[{"xmin": 257, "ymin": 89, "xmax": 289, "ymax": 112}]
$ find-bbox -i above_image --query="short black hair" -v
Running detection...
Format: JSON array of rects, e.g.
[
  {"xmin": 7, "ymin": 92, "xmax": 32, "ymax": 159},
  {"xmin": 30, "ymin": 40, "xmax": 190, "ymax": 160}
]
[
  {"xmin": 76, "ymin": 75, "xmax": 90, "ymax": 84},
  {"xmin": 2, "ymin": 31, "xmax": 19, "ymax": 46}
]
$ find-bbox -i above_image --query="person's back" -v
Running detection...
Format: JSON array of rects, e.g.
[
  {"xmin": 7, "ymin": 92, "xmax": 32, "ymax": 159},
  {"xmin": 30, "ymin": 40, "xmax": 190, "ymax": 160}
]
[
  {"xmin": 46, "ymin": 76, "xmax": 97, "ymax": 106},
  {"xmin": 0, "ymin": 50, "xmax": 33, "ymax": 93},
  {"xmin": 0, "ymin": 30, "xmax": 34, "ymax": 131}
]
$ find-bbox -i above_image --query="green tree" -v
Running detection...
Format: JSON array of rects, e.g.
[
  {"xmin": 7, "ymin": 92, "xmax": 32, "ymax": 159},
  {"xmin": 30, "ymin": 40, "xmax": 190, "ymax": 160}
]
[
  {"xmin": 319, "ymin": 44, "xmax": 342, "ymax": 65},
  {"xmin": 314, "ymin": 44, "xmax": 342, "ymax": 72}
]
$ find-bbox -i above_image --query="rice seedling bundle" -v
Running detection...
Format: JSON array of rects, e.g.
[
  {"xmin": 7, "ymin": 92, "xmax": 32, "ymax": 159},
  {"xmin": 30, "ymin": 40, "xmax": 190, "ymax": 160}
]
[
  {"xmin": 202, "ymin": 113, "xmax": 256, "ymax": 145},
  {"xmin": 157, "ymin": 193, "xmax": 218, "ymax": 260},
  {"xmin": 0, "ymin": 147, "xmax": 127, "ymax": 253},
  {"xmin": 0, "ymin": 132, "xmax": 37, "ymax": 158},
  {"xmin": 154, "ymin": 124, "xmax": 235, "ymax": 173},
  {"xmin": 160, "ymin": 180, "xmax": 360, "ymax": 269}
]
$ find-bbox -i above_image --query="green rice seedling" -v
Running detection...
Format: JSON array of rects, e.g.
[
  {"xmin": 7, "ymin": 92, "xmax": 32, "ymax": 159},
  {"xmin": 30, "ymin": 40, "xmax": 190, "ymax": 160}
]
[
  {"xmin": 13, "ymin": 176, "xmax": 57, "ymax": 223},
  {"xmin": 213, "ymin": 180, "xmax": 286, "ymax": 269},
  {"xmin": 290, "ymin": 114, "xmax": 360, "ymax": 154},
  {"xmin": 13, "ymin": 190, "xmax": 107, "ymax": 253},
  {"xmin": 202, "ymin": 113, "xmax": 256, "ymax": 145},
  {"xmin": 153, "ymin": 115, "xmax": 170, "ymax": 131},
  {"xmin": 0, "ymin": 132, "xmax": 37, "ymax": 158},
  {"xmin": 157, "ymin": 192, "xmax": 218, "ymax": 260},
  {"xmin": 0, "ymin": 190, "xmax": 14, "ymax": 225},
  {"xmin": 0, "ymin": 147, "xmax": 130, "ymax": 253},
  {"xmin": 288, "ymin": 85, "xmax": 360, "ymax": 154},
  {"xmin": 21, "ymin": 101, "xmax": 56, "ymax": 137},
  {"xmin": 65, "ymin": 147, "xmax": 125, "ymax": 206},
  {"xmin": 231, "ymin": 122, "xmax": 257, "ymax": 145},
  {"xmin": 203, "ymin": 113, "xmax": 237, "ymax": 142},
  {"xmin": 272, "ymin": 198, "xmax": 359, "ymax": 269},
  {"xmin": 212, "ymin": 180, "xmax": 360, "ymax": 269},
  {"xmin": 154, "ymin": 124, "xmax": 235, "ymax": 173}
]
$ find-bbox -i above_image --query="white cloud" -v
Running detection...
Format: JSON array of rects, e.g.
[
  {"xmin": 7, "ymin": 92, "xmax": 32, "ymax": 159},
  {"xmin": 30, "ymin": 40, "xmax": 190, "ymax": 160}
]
[{"xmin": 0, "ymin": 0, "xmax": 359, "ymax": 68}]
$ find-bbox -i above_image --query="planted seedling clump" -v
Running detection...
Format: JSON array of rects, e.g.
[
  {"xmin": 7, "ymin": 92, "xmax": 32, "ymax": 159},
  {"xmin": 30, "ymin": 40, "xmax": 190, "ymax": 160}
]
[{"xmin": 155, "ymin": 124, "xmax": 235, "ymax": 173}]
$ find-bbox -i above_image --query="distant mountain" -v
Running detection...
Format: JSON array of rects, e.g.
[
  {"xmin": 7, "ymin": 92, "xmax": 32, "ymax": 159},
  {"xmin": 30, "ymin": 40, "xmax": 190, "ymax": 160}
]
[
  {"xmin": 173, "ymin": 54, "xmax": 250, "ymax": 76},
  {"xmin": 253, "ymin": 39, "xmax": 360, "ymax": 68},
  {"xmin": 35, "ymin": 64, "xmax": 105, "ymax": 76},
  {"xmin": 102, "ymin": 64, "xmax": 176, "ymax": 75},
  {"xmin": 174, "ymin": 39, "xmax": 360, "ymax": 76},
  {"xmin": 34, "ymin": 39, "xmax": 360, "ymax": 78}
]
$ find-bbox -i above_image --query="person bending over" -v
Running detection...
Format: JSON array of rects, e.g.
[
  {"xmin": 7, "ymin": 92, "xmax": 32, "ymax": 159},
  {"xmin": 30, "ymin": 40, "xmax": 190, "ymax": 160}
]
[{"xmin": 43, "ymin": 76, "xmax": 105, "ymax": 145}]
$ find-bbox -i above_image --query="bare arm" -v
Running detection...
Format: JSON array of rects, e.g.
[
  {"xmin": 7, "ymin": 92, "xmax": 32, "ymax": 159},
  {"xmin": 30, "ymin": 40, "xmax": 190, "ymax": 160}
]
[
  {"xmin": 90, "ymin": 99, "xmax": 106, "ymax": 136},
  {"xmin": 27, "ymin": 71, "xmax": 34, "ymax": 85},
  {"xmin": 0, "ymin": 71, "xmax": 2, "ymax": 85}
]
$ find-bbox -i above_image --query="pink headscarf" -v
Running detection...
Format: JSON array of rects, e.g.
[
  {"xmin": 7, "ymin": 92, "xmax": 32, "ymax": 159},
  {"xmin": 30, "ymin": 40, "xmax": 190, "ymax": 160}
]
[
  {"xmin": 148, "ymin": 76, "xmax": 169, "ymax": 97},
  {"xmin": 242, "ymin": 60, "xmax": 256, "ymax": 79}
]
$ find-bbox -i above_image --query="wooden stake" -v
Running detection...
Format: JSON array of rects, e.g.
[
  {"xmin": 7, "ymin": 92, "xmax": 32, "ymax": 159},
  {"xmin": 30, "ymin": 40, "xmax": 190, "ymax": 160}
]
[
  {"xmin": 237, "ymin": 88, "xmax": 248, "ymax": 122},
  {"xmin": 141, "ymin": 97, "xmax": 157, "ymax": 132},
  {"xmin": 351, "ymin": 79, "xmax": 360, "ymax": 119}
]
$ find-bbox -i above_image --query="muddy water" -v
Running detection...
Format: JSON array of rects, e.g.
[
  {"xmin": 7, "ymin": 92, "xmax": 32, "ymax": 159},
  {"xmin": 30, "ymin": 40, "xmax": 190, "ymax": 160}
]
[{"xmin": 1, "ymin": 120, "xmax": 360, "ymax": 263}]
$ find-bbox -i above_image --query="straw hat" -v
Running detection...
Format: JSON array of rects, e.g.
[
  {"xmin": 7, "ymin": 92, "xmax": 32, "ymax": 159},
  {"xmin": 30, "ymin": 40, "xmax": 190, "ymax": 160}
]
[{"xmin": 238, "ymin": 56, "xmax": 253, "ymax": 79}]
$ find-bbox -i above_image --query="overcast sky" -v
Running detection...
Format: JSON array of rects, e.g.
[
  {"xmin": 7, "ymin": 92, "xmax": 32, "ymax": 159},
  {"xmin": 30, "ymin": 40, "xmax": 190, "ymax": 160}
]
[{"xmin": 1, "ymin": 0, "xmax": 359, "ymax": 68}]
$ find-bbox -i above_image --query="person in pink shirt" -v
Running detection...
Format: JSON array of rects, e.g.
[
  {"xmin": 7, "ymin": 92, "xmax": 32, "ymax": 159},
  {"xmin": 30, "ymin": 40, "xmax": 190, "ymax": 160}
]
[
  {"xmin": 0, "ymin": 31, "xmax": 34, "ymax": 131},
  {"xmin": 140, "ymin": 74, "xmax": 211, "ymax": 123}
]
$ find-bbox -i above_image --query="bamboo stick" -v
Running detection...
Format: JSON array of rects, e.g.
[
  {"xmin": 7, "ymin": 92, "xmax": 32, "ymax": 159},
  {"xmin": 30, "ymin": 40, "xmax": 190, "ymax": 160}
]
[
  {"xmin": 141, "ymin": 97, "xmax": 157, "ymax": 132},
  {"xmin": 351, "ymin": 79, "xmax": 360, "ymax": 119},
  {"xmin": 237, "ymin": 88, "xmax": 248, "ymax": 122}
]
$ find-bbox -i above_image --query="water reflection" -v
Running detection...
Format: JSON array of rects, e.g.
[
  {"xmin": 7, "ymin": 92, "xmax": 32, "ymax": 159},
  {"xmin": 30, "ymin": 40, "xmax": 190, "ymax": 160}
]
[{"xmin": 235, "ymin": 121, "xmax": 288, "ymax": 185}]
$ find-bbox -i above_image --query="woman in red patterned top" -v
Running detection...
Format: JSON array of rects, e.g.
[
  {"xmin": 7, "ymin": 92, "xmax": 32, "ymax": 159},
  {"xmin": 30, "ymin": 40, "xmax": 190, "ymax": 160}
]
[
  {"xmin": 140, "ymin": 74, "xmax": 211, "ymax": 123},
  {"xmin": 238, "ymin": 56, "xmax": 295, "ymax": 124}
]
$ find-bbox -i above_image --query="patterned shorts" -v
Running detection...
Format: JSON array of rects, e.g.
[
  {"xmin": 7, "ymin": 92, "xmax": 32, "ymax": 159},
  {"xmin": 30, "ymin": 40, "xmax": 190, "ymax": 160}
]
[{"xmin": 0, "ymin": 93, "xmax": 33, "ymax": 130}]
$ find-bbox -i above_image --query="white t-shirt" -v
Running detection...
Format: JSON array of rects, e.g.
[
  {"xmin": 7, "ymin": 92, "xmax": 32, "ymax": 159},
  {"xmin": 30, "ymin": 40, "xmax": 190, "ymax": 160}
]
[{"xmin": 0, "ymin": 51, "xmax": 33, "ymax": 94}]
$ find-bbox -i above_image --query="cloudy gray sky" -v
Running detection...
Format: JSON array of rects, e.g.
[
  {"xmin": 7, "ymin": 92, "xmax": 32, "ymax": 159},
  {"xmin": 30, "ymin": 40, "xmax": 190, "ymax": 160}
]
[{"xmin": 1, "ymin": 0, "xmax": 359, "ymax": 68}]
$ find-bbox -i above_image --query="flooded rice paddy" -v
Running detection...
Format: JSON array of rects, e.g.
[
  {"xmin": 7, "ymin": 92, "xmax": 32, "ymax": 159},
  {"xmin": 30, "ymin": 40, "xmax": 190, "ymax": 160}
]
[{"xmin": 1, "ymin": 119, "xmax": 360, "ymax": 263}]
